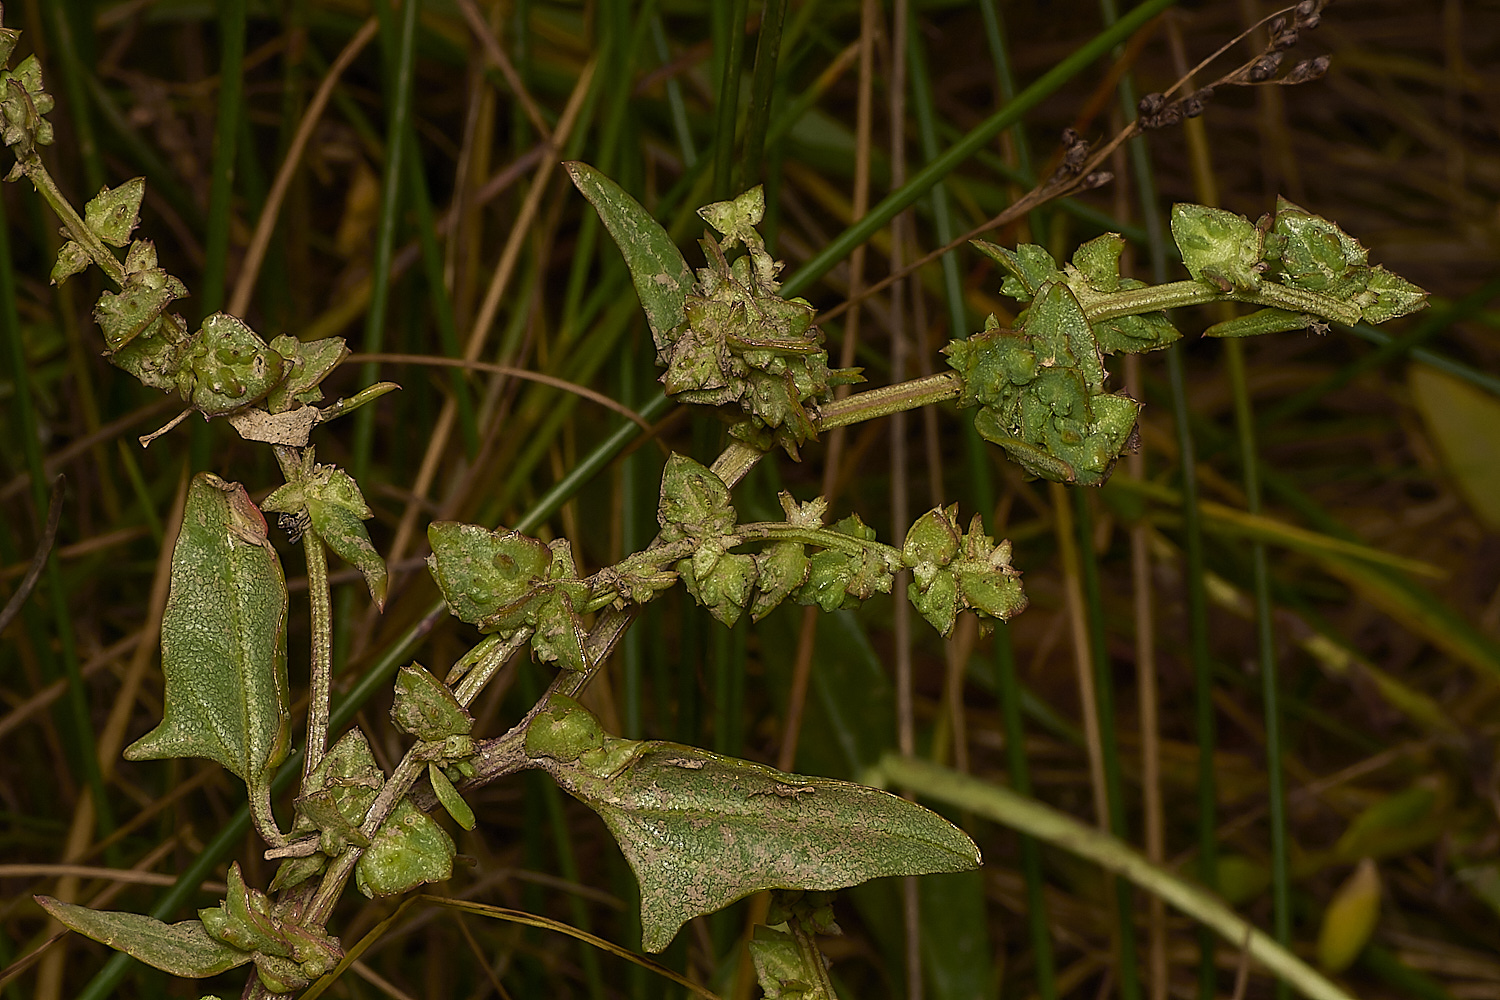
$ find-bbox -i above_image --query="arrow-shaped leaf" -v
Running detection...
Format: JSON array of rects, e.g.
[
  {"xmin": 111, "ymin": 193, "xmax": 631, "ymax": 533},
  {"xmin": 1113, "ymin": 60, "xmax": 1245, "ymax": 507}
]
[{"xmin": 526, "ymin": 698, "xmax": 980, "ymax": 952}]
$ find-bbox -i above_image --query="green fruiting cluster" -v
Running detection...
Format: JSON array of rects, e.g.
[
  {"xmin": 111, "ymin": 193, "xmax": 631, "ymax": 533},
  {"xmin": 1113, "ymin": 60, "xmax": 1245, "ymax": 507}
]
[
  {"xmin": 425, "ymin": 522, "xmax": 594, "ymax": 671},
  {"xmin": 0, "ymin": 47, "xmax": 393, "ymax": 449},
  {"xmin": 946, "ymin": 233, "xmax": 1179, "ymax": 487},
  {"xmin": 59, "ymin": 178, "xmax": 349, "ymax": 422},
  {"xmin": 1179, "ymin": 199, "xmax": 1428, "ymax": 335},
  {"xmin": 429, "ymin": 453, "xmax": 1026, "ymax": 642},
  {"xmin": 661, "ymin": 188, "xmax": 862, "ymax": 457},
  {"xmin": 946, "ymin": 201, "xmax": 1427, "ymax": 487},
  {"xmin": 199, "ymin": 864, "xmax": 343, "ymax": 993},
  {"xmin": 270, "ymin": 729, "xmax": 385, "ymax": 891},
  {"xmin": 903, "ymin": 504, "xmax": 1027, "ymax": 635}
]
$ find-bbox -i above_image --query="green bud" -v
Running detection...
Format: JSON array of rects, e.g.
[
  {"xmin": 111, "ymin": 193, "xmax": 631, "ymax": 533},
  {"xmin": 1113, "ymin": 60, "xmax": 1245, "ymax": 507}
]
[
  {"xmin": 390, "ymin": 663, "xmax": 473, "ymax": 742},
  {"xmin": 1171, "ymin": 203, "xmax": 1265, "ymax": 291},
  {"xmin": 525, "ymin": 695, "xmax": 606, "ymax": 762}
]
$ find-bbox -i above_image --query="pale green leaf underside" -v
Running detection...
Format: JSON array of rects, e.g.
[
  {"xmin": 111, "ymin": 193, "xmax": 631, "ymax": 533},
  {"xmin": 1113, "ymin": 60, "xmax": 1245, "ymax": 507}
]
[
  {"xmin": 37, "ymin": 896, "xmax": 251, "ymax": 978},
  {"xmin": 124, "ymin": 474, "xmax": 290, "ymax": 789},
  {"xmin": 544, "ymin": 744, "xmax": 980, "ymax": 952}
]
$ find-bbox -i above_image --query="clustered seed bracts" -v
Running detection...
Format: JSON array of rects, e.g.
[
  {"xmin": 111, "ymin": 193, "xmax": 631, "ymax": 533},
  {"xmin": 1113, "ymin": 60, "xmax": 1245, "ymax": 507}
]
[
  {"xmin": 1136, "ymin": 87, "xmax": 1215, "ymax": 130},
  {"xmin": 1136, "ymin": 0, "xmax": 1330, "ymax": 133},
  {"xmin": 1045, "ymin": 129, "xmax": 1113, "ymax": 191}
]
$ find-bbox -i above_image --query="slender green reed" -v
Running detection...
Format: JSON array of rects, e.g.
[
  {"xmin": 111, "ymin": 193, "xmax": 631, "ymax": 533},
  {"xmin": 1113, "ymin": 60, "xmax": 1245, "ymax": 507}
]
[
  {"xmin": 352, "ymin": 0, "xmax": 419, "ymax": 481},
  {"xmin": 1072, "ymin": 488, "xmax": 1142, "ymax": 1000},
  {"xmin": 738, "ymin": 0, "xmax": 787, "ymax": 191},
  {"xmin": 0, "ymin": 194, "xmax": 112, "ymax": 854},
  {"xmin": 782, "ymin": 0, "xmax": 1175, "ymax": 299},
  {"xmin": 198, "ymin": 0, "xmax": 246, "ymax": 319},
  {"xmin": 1222, "ymin": 340, "xmax": 1292, "ymax": 1000},
  {"xmin": 45, "ymin": 3, "xmax": 102, "ymax": 193},
  {"xmin": 711, "ymin": 0, "xmax": 750, "ymax": 200},
  {"xmin": 403, "ymin": 128, "xmax": 479, "ymax": 456}
]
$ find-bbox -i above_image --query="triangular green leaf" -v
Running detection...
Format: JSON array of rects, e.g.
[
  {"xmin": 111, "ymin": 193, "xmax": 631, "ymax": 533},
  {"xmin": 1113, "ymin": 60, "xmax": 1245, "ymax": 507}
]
[
  {"xmin": 265, "ymin": 335, "xmax": 350, "ymax": 412},
  {"xmin": 355, "ymin": 797, "xmax": 455, "ymax": 898},
  {"xmin": 182, "ymin": 313, "xmax": 286, "ymax": 415},
  {"xmin": 83, "ymin": 177, "xmax": 145, "ymax": 247},
  {"xmin": 1171, "ymin": 203, "xmax": 1265, "ymax": 291},
  {"xmin": 51, "ymin": 240, "xmax": 89, "ymax": 284},
  {"xmin": 390, "ymin": 663, "xmax": 473, "ymax": 741},
  {"xmin": 426, "ymin": 521, "xmax": 552, "ymax": 626},
  {"xmin": 1359, "ymin": 266, "xmax": 1428, "ymax": 324},
  {"xmin": 527, "ymin": 699, "xmax": 980, "ymax": 952}
]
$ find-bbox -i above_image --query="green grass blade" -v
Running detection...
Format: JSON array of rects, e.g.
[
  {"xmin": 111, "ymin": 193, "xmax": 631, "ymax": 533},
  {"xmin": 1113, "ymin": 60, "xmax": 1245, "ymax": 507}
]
[
  {"xmin": 991, "ymin": 626, "xmax": 1057, "ymax": 1000},
  {"xmin": 352, "ymin": 0, "xmax": 419, "ymax": 481},
  {"xmin": 1071, "ymin": 488, "xmax": 1142, "ymax": 1000},
  {"xmin": 1222, "ymin": 339, "xmax": 1292, "ymax": 1000},
  {"xmin": 711, "ymin": 0, "xmax": 750, "ymax": 200},
  {"xmin": 738, "ymin": 0, "xmax": 787, "ymax": 191},
  {"xmin": 780, "ymin": 0, "xmax": 1175, "ymax": 299},
  {"xmin": 876, "ymin": 756, "xmax": 1356, "ymax": 1000},
  {"xmin": 198, "ymin": 0, "xmax": 246, "ymax": 319}
]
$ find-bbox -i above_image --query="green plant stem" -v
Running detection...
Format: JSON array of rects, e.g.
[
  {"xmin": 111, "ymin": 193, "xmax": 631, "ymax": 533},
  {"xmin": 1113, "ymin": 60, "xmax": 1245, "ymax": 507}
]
[
  {"xmin": 271, "ymin": 446, "xmax": 334, "ymax": 781},
  {"xmin": 817, "ymin": 372, "xmax": 961, "ymax": 430},
  {"xmin": 302, "ymin": 534, "xmax": 332, "ymax": 778},
  {"xmin": 17, "ymin": 156, "xmax": 123, "ymax": 285},
  {"xmin": 1222, "ymin": 339, "xmax": 1291, "ymax": 1000},
  {"xmin": 734, "ymin": 523, "xmax": 900, "ymax": 561},
  {"xmin": 453, "ymin": 631, "xmax": 531, "ymax": 706},
  {"xmin": 877, "ymin": 756, "xmax": 1354, "ymax": 1000},
  {"xmin": 791, "ymin": 913, "xmax": 840, "ymax": 1000},
  {"xmin": 1083, "ymin": 277, "xmax": 1361, "ymax": 327}
]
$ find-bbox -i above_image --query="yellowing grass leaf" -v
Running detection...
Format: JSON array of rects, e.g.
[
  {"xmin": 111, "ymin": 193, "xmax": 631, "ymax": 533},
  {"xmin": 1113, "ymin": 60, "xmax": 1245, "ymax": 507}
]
[
  {"xmin": 1409, "ymin": 364, "xmax": 1500, "ymax": 531},
  {"xmin": 1317, "ymin": 858, "xmax": 1381, "ymax": 973}
]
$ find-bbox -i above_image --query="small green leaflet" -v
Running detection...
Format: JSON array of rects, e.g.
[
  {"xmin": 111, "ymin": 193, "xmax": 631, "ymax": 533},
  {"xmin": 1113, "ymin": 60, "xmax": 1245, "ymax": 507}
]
[
  {"xmin": 262, "ymin": 454, "xmax": 387, "ymax": 609},
  {"xmin": 526, "ymin": 697, "xmax": 980, "ymax": 952}
]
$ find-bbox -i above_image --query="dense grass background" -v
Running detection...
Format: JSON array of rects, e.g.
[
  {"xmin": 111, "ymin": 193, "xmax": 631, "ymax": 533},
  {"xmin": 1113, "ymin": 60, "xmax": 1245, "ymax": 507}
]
[{"xmin": 2, "ymin": 1, "xmax": 1498, "ymax": 998}]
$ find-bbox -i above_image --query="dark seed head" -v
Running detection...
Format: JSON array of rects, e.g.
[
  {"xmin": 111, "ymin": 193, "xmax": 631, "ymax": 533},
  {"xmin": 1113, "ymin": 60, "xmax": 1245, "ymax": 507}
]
[{"xmin": 1249, "ymin": 52, "xmax": 1285, "ymax": 82}]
